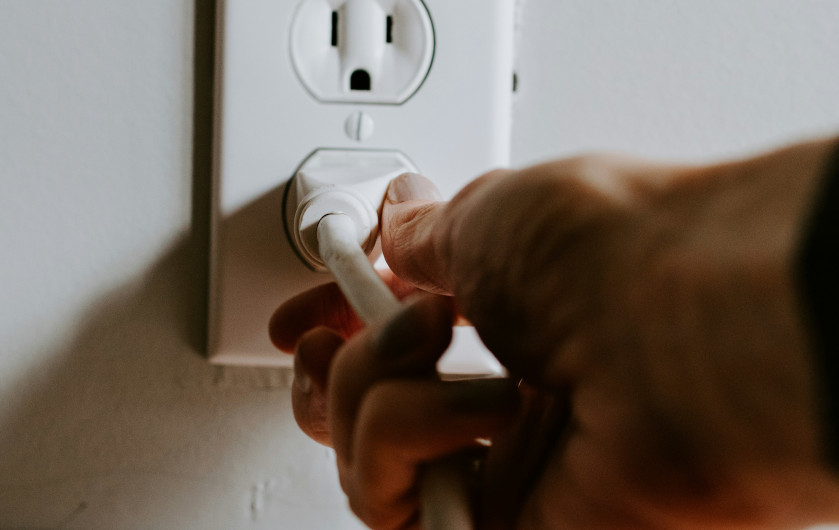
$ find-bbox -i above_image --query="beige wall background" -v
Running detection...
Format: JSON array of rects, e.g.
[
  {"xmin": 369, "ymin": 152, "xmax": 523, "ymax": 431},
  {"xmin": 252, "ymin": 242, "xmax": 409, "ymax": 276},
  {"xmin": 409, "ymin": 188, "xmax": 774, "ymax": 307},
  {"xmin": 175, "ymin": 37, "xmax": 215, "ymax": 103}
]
[{"xmin": 1, "ymin": 1, "xmax": 838, "ymax": 528}]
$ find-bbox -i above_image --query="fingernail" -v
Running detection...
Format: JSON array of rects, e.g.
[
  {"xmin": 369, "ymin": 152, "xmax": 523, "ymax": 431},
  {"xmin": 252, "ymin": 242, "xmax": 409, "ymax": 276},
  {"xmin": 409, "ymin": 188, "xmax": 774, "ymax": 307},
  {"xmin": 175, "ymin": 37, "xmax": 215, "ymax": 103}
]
[
  {"xmin": 387, "ymin": 173, "xmax": 443, "ymax": 204},
  {"xmin": 294, "ymin": 359, "xmax": 313, "ymax": 394},
  {"xmin": 294, "ymin": 373, "xmax": 312, "ymax": 394},
  {"xmin": 297, "ymin": 374, "xmax": 312, "ymax": 394}
]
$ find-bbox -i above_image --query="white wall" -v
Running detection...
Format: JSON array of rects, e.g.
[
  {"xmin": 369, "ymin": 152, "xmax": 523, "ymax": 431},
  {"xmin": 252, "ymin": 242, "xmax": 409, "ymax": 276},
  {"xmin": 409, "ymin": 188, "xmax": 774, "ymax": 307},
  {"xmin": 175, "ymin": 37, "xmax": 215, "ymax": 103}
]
[
  {"xmin": 514, "ymin": 0, "xmax": 839, "ymax": 163},
  {"xmin": 1, "ymin": 0, "xmax": 837, "ymax": 528}
]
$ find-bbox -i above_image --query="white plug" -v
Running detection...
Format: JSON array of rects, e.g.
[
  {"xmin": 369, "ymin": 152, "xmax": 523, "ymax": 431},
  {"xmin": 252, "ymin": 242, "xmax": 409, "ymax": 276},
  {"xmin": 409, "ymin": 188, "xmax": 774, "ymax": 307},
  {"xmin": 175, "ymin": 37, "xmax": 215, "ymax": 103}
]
[
  {"xmin": 285, "ymin": 149, "xmax": 418, "ymax": 271},
  {"xmin": 290, "ymin": 0, "xmax": 435, "ymax": 104}
]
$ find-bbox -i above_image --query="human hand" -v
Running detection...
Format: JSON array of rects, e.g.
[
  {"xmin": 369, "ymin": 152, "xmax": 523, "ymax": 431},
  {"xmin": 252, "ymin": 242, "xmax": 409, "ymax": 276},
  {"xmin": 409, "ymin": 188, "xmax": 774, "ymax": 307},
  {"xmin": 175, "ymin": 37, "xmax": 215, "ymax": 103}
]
[{"xmin": 271, "ymin": 137, "xmax": 839, "ymax": 529}]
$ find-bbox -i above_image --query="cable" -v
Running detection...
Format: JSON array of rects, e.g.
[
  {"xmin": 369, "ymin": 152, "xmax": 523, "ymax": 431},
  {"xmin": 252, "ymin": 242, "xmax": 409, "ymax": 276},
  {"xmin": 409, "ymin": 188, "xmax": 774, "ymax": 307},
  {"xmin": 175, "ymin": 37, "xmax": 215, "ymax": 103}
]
[
  {"xmin": 317, "ymin": 214, "xmax": 402, "ymax": 324},
  {"xmin": 316, "ymin": 213, "xmax": 474, "ymax": 530}
]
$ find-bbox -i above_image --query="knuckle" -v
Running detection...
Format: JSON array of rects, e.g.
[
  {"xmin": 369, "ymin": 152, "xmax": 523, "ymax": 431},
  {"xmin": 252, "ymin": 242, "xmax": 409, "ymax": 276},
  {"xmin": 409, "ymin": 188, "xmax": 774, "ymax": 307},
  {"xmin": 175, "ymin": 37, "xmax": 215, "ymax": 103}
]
[{"xmin": 291, "ymin": 391, "xmax": 331, "ymax": 446}]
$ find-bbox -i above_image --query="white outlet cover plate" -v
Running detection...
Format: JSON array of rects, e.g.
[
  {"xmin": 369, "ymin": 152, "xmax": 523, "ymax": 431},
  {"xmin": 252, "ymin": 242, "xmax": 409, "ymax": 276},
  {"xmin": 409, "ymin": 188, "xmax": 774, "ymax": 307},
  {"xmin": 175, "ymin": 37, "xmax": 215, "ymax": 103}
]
[{"xmin": 211, "ymin": 0, "xmax": 515, "ymax": 369}]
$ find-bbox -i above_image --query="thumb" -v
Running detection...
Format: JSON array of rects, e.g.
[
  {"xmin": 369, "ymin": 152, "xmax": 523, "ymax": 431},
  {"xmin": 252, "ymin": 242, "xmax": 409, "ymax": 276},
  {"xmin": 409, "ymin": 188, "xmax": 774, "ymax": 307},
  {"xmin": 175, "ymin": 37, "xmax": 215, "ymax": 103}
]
[{"xmin": 381, "ymin": 173, "xmax": 453, "ymax": 295}]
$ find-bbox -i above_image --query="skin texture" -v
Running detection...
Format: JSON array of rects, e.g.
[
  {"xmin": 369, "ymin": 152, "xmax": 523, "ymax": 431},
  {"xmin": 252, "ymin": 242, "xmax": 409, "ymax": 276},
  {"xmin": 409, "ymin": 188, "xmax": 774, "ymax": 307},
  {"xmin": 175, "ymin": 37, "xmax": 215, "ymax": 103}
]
[{"xmin": 270, "ymin": 137, "xmax": 839, "ymax": 529}]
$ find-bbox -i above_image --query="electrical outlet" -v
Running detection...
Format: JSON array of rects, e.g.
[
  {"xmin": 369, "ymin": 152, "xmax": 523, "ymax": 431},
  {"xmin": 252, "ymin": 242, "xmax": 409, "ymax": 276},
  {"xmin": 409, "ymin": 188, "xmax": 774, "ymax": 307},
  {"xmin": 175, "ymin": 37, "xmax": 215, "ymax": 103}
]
[
  {"xmin": 210, "ymin": 0, "xmax": 515, "ymax": 368},
  {"xmin": 291, "ymin": 0, "xmax": 434, "ymax": 104}
]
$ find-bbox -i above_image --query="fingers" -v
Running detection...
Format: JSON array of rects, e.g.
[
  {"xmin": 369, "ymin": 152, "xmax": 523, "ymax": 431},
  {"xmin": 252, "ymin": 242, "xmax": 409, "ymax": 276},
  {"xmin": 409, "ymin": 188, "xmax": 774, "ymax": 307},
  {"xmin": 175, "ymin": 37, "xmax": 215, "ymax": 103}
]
[
  {"xmin": 289, "ymin": 293, "xmax": 515, "ymax": 530},
  {"xmin": 381, "ymin": 171, "xmax": 510, "ymax": 296},
  {"xmin": 291, "ymin": 327, "xmax": 344, "ymax": 446},
  {"xmin": 269, "ymin": 269, "xmax": 420, "ymax": 353},
  {"xmin": 348, "ymin": 378, "xmax": 519, "ymax": 529},
  {"xmin": 324, "ymin": 294, "xmax": 520, "ymax": 529},
  {"xmin": 328, "ymin": 295, "xmax": 455, "ymax": 469}
]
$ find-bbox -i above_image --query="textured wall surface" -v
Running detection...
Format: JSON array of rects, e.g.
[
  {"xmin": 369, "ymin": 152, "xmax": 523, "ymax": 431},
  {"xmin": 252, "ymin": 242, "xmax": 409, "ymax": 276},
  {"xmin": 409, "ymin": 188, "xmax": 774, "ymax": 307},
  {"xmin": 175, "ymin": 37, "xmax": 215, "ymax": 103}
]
[{"xmin": 0, "ymin": 0, "xmax": 837, "ymax": 528}]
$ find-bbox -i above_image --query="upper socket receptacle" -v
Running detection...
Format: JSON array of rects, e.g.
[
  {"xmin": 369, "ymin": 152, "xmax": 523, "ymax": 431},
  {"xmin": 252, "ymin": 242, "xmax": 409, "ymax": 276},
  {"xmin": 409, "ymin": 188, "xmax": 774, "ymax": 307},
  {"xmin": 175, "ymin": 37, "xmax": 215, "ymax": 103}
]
[{"xmin": 290, "ymin": 0, "xmax": 435, "ymax": 105}]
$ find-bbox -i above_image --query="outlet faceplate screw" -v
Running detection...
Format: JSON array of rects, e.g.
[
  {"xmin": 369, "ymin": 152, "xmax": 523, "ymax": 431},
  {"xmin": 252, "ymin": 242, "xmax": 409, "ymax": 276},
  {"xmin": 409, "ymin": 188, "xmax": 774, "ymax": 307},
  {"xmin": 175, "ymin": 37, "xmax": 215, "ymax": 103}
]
[{"xmin": 345, "ymin": 111, "xmax": 375, "ymax": 142}]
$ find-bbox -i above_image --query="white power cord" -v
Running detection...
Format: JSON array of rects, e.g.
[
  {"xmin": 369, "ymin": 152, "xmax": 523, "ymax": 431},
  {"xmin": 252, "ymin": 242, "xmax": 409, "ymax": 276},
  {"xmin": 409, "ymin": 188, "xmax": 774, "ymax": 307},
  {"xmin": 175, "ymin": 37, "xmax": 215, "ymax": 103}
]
[
  {"xmin": 317, "ymin": 213, "xmax": 474, "ymax": 530},
  {"xmin": 317, "ymin": 214, "xmax": 402, "ymax": 323}
]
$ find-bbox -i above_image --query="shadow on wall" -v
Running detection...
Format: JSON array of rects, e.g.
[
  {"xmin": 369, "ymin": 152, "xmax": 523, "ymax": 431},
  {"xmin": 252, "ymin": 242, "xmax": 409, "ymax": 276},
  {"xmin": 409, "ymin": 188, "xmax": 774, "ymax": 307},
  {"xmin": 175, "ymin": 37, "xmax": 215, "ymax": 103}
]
[
  {"xmin": 0, "ymin": 2, "xmax": 356, "ymax": 527},
  {"xmin": 0, "ymin": 210, "xmax": 304, "ymax": 527}
]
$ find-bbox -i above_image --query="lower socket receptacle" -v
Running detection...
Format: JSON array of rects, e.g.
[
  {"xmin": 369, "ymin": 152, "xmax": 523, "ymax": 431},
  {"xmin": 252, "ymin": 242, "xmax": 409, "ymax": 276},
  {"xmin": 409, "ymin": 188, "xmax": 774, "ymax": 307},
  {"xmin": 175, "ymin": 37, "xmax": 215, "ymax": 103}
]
[{"xmin": 284, "ymin": 149, "xmax": 418, "ymax": 271}]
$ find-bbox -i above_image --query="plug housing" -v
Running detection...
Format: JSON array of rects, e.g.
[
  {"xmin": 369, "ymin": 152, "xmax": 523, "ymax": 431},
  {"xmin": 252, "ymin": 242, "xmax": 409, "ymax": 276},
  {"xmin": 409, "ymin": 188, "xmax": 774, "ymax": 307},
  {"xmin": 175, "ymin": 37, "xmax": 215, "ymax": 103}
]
[
  {"xmin": 291, "ymin": 0, "xmax": 434, "ymax": 104},
  {"xmin": 285, "ymin": 149, "xmax": 417, "ymax": 271}
]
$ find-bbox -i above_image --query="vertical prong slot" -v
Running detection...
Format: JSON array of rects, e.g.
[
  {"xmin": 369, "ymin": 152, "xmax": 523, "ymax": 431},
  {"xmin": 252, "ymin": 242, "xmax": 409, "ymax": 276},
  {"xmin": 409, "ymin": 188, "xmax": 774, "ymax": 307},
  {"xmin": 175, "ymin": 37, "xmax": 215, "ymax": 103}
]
[
  {"xmin": 331, "ymin": 11, "xmax": 339, "ymax": 47},
  {"xmin": 386, "ymin": 15, "xmax": 394, "ymax": 43}
]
